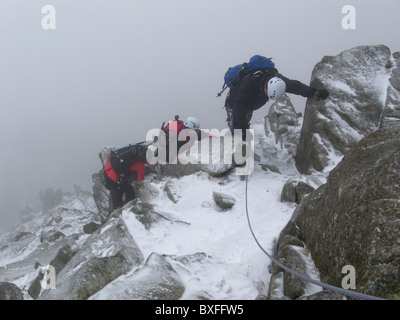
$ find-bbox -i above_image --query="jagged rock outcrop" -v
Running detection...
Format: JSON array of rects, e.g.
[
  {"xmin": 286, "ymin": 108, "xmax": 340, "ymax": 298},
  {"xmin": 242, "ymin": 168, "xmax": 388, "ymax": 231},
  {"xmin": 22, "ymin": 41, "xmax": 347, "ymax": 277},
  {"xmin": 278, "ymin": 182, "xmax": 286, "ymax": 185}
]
[
  {"xmin": 265, "ymin": 95, "xmax": 302, "ymax": 156},
  {"xmin": 0, "ymin": 282, "xmax": 24, "ymax": 300},
  {"xmin": 381, "ymin": 51, "xmax": 400, "ymax": 128},
  {"xmin": 281, "ymin": 178, "xmax": 316, "ymax": 204},
  {"xmin": 28, "ymin": 244, "xmax": 75, "ymax": 299},
  {"xmin": 0, "ymin": 188, "xmax": 98, "ymax": 288},
  {"xmin": 92, "ymin": 170, "xmax": 111, "ymax": 224},
  {"xmin": 89, "ymin": 253, "xmax": 185, "ymax": 300},
  {"xmin": 276, "ymin": 123, "xmax": 400, "ymax": 299},
  {"xmin": 39, "ymin": 217, "xmax": 143, "ymax": 300},
  {"xmin": 296, "ymin": 45, "xmax": 400, "ymax": 174},
  {"xmin": 269, "ymin": 245, "xmax": 307, "ymax": 299}
]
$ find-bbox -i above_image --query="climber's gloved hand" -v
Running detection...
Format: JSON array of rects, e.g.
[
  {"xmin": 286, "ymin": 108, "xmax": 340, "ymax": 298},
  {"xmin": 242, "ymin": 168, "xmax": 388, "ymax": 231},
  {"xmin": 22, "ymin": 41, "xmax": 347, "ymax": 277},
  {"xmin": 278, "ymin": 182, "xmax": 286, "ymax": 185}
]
[{"xmin": 313, "ymin": 88, "xmax": 330, "ymax": 101}]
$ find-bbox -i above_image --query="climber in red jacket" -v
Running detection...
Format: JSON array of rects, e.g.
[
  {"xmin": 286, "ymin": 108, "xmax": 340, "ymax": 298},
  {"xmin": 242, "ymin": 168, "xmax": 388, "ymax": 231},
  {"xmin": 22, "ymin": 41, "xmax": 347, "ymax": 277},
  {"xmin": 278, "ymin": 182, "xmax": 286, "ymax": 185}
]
[
  {"xmin": 158, "ymin": 115, "xmax": 202, "ymax": 163},
  {"xmin": 103, "ymin": 143, "xmax": 148, "ymax": 210}
]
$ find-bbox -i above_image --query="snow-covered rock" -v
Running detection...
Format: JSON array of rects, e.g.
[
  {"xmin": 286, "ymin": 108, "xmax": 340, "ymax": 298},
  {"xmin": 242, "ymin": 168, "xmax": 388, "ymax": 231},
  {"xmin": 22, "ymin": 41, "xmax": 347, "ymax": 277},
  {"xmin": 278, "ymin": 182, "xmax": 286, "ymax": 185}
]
[
  {"xmin": 296, "ymin": 45, "xmax": 400, "ymax": 174},
  {"xmin": 266, "ymin": 95, "xmax": 302, "ymax": 157},
  {"xmin": 280, "ymin": 122, "xmax": 400, "ymax": 299},
  {"xmin": 89, "ymin": 253, "xmax": 185, "ymax": 300},
  {"xmin": 0, "ymin": 115, "xmax": 299, "ymax": 300},
  {"xmin": 0, "ymin": 187, "xmax": 97, "ymax": 296},
  {"xmin": 381, "ymin": 51, "xmax": 400, "ymax": 127},
  {"xmin": 212, "ymin": 191, "xmax": 236, "ymax": 210},
  {"xmin": 280, "ymin": 178, "xmax": 315, "ymax": 204},
  {"xmin": 0, "ymin": 282, "xmax": 24, "ymax": 300},
  {"xmin": 39, "ymin": 216, "xmax": 143, "ymax": 300}
]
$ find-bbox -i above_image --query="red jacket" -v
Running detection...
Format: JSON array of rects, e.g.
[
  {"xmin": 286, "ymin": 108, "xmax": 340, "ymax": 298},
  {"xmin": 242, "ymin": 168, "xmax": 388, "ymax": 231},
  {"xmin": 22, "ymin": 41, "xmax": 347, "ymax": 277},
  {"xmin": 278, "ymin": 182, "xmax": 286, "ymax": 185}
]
[
  {"xmin": 163, "ymin": 120, "xmax": 185, "ymax": 137},
  {"xmin": 105, "ymin": 160, "xmax": 147, "ymax": 183}
]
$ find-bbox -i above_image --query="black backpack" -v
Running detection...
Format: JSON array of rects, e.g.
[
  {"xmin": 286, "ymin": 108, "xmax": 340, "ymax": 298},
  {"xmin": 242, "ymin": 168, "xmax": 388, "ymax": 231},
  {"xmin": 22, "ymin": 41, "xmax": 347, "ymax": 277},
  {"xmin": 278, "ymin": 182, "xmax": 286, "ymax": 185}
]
[{"xmin": 109, "ymin": 142, "xmax": 148, "ymax": 174}]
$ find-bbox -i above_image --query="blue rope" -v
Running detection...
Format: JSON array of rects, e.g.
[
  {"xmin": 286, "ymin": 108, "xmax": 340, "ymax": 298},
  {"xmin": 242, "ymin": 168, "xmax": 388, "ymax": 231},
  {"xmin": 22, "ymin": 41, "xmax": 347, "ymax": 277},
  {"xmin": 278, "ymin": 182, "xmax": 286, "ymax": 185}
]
[{"xmin": 244, "ymin": 174, "xmax": 385, "ymax": 300}]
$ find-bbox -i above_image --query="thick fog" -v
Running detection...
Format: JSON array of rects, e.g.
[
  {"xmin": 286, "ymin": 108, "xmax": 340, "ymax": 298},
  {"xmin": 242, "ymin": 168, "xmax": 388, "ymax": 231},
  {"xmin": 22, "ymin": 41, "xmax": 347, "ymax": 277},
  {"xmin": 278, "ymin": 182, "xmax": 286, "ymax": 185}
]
[{"xmin": 1, "ymin": 0, "xmax": 399, "ymax": 230}]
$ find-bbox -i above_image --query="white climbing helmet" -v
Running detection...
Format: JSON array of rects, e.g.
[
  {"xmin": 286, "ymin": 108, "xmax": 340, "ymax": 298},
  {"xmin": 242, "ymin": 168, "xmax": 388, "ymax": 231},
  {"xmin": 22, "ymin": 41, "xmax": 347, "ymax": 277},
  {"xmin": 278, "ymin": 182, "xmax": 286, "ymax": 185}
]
[
  {"xmin": 266, "ymin": 77, "xmax": 286, "ymax": 100},
  {"xmin": 184, "ymin": 116, "xmax": 200, "ymax": 130}
]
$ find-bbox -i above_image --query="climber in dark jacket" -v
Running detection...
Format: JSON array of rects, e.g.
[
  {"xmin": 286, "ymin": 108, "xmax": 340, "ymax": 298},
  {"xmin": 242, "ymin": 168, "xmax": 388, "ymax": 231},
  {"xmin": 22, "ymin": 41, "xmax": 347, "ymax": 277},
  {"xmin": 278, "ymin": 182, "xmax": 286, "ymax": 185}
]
[{"xmin": 225, "ymin": 67, "xmax": 329, "ymax": 141}]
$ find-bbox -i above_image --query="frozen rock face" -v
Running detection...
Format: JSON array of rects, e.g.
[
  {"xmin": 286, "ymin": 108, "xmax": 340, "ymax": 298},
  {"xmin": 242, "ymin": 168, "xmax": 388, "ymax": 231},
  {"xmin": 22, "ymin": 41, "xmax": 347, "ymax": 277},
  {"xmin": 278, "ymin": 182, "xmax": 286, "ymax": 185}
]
[
  {"xmin": 0, "ymin": 188, "xmax": 98, "ymax": 287},
  {"xmin": 279, "ymin": 123, "xmax": 400, "ymax": 299},
  {"xmin": 92, "ymin": 170, "xmax": 112, "ymax": 223},
  {"xmin": 89, "ymin": 253, "xmax": 185, "ymax": 300},
  {"xmin": 381, "ymin": 51, "xmax": 400, "ymax": 127},
  {"xmin": 296, "ymin": 45, "xmax": 400, "ymax": 174},
  {"xmin": 0, "ymin": 282, "xmax": 24, "ymax": 300},
  {"xmin": 265, "ymin": 95, "xmax": 302, "ymax": 157},
  {"xmin": 39, "ymin": 217, "xmax": 143, "ymax": 300},
  {"xmin": 280, "ymin": 179, "xmax": 315, "ymax": 204}
]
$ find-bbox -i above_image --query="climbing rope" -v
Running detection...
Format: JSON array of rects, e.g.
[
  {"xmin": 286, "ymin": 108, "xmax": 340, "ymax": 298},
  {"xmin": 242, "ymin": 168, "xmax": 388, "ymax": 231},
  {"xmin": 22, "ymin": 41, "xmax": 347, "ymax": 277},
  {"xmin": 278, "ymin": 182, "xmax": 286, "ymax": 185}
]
[{"xmin": 244, "ymin": 173, "xmax": 385, "ymax": 300}]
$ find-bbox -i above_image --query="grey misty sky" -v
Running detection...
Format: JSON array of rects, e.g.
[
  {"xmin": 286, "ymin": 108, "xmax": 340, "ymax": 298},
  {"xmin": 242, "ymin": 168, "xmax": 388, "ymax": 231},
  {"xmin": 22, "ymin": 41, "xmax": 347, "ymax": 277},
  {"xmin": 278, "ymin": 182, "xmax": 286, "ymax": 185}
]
[{"xmin": 0, "ymin": 0, "xmax": 399, "ymax": 229}]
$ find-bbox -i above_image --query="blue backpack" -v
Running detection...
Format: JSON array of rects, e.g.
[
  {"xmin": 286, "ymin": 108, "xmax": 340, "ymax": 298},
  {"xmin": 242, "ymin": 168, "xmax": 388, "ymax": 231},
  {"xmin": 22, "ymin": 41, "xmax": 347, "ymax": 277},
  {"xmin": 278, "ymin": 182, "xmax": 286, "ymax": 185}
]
[{"xmin": 217, "ymin": 55, "xmax": 275, "ymax": 97}]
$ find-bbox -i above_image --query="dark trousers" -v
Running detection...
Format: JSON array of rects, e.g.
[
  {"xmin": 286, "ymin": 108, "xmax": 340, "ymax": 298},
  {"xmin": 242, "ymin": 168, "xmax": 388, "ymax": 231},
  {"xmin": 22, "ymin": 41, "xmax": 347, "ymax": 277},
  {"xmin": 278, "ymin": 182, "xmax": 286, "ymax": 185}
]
[
  {"xmin": 225, "ymin": 105, "xmax": 253, "ymax": 140},
  {"xmin": 104, "ymin": 173, "xmax": 135, "ymax": 210}
]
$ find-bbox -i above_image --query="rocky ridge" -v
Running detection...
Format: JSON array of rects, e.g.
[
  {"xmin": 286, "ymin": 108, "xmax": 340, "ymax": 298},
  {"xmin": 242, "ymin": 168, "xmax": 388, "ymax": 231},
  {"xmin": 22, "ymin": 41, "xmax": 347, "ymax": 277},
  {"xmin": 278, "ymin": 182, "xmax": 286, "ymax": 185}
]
[{"xmin": 0, "ymin": 45, "xmax": 399, "ymax": 300}]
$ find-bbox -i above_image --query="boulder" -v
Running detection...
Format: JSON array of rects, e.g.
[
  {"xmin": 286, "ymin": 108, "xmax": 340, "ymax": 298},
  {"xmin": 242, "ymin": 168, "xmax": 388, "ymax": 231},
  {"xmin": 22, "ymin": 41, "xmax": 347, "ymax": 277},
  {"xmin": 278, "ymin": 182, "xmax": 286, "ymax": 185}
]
[
  {"xmin": 266, "ymin": 95, "xmax": 301, "ymax": 156},
  {"xmin": 92, "ymin": 170, "xmax": 111, "ymax": 223},
  {"xmin": 380, "ymin": 51, "xmax": 400, "ymax": 128},
  {"xmin": 0, "ymin": 282, "xmax": 24, "ymax": 300},
  {"xmin": 28, "ymin": 244, "xmax": 76, "ymax": 299},
  {"xmin": 281, "ymin": 179, "xmax": 315, "ymax": 204},
  {"xmin": 82, "ymin": 221, "xmax": 102, "ymax": 234},
  {"xmin": 0, "ymin": 238, "xmax": 70, "ymax": 285},
  {"xmin": 296, "ymin": 45, "xmax": 397, "ymax": 174},
  {"xmin": 283, "ymin": 123, "xmax": 400, "ymax": 299},
  {"xmin": 129, "ymin": 200, "xmax": 190, "ymax": 230},
  {"xmin": 260, "ymin": 164, "xmax": 281, "ymax": 174},
  {"xmin": 89, "ymin": 253, "xmax": 185, "ymax": 300},
  {"xmin": 213, "ymin": 191, "xmax": 236, "ymax": 210},
  {"xmin": 39, "ymin": 217, "xmax": 143, "ymax": 300},
  {"xmin": 275, "ymin": 245, "xmax": 308, "ymax": 299}
]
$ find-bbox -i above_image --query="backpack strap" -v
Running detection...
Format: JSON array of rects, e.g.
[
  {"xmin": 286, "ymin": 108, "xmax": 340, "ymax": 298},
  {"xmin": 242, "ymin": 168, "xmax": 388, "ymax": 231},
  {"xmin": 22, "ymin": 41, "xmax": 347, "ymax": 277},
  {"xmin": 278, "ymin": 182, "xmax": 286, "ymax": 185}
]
[
  {"xmin": 217, "ymin": 63, "xmax": 248, "ymax": 98},
  {"xmin": 217, "ymin": 83, "xmax": 229, "ymax": 98}
]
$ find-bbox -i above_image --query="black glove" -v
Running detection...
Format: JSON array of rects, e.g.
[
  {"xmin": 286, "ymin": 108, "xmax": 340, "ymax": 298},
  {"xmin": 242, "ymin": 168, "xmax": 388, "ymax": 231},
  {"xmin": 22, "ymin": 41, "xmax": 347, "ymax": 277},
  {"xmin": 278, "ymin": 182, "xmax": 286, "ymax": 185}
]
[{"xmin": 313, "ymin": 89, "xmax": 329, "ymax": 101}]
